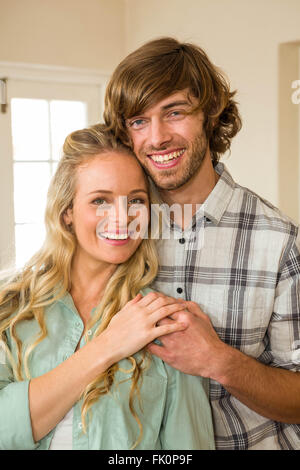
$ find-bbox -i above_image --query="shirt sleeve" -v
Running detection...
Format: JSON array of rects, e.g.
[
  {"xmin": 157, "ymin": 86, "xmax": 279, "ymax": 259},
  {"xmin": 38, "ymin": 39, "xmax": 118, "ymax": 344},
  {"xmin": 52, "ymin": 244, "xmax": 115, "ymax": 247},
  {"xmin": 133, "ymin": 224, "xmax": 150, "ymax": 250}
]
[
  {"xmin": 0, "ymin": 339, "xmax": 39, "ymax": 450},
  {"xmin": 159, "ymin": 362, "xmax": 215, "ymax": 450},
  {"xmin": 260, "ymin": 227, "xmax": 300, "ymax": 371}
]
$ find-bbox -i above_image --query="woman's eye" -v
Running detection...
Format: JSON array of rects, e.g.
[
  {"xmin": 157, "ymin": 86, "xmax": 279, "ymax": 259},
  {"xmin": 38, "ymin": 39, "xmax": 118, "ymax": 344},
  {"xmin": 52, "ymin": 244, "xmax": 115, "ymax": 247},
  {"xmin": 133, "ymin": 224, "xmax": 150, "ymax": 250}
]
[
  {"xmin": 129, "ymin": 198, "xmax": 145, "ymax": 205},
  {"xmin": 92, "ymin": 198, "xmax": 106, "ymax": 205}
]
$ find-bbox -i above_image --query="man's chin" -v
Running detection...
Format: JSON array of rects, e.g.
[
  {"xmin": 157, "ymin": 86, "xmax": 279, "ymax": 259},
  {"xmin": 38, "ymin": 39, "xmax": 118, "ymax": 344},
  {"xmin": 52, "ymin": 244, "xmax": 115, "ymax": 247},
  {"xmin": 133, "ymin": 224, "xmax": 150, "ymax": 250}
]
[{"xmin": 152, "ymin": 175, "xmax": 191, "ymax": 191}]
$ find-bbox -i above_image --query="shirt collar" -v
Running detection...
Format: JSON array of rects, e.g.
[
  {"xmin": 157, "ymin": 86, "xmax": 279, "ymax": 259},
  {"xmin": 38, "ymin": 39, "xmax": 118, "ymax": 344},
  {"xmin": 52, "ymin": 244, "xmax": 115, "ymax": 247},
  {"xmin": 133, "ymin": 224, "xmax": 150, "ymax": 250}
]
[
  {"xmin": 57, "ymin": 290, "xmax": 77, "ymax": 312},
  {"xmin": 149, "ymin": 161, "xmax": 235, "ymax": 227},
  {"xmin": 201, "ymin": 162, "xmax": 235, "ymax": 225},
  {"xmin": 52, "ymin": 284, "xmax": 81, "ymax": 313}
]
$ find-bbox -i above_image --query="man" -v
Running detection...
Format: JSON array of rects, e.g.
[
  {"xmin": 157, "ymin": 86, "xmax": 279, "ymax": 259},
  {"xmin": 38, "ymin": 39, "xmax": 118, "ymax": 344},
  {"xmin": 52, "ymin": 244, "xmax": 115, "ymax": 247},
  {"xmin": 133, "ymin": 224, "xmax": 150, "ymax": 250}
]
[{"xmin": 104, "ymin": 37, "xmax": 300, "ymax": 449}]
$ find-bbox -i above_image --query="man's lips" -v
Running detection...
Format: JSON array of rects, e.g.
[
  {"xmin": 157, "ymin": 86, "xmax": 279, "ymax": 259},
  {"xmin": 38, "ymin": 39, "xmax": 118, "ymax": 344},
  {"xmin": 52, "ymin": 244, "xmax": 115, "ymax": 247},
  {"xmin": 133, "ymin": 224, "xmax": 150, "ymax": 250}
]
[
  {"xmin": 147, "ymin": 148, "xmax": 185, "ymax": 168},
  {"xmin": 148, "ymin": 148, "xmax": 184, "ymax": 156}
]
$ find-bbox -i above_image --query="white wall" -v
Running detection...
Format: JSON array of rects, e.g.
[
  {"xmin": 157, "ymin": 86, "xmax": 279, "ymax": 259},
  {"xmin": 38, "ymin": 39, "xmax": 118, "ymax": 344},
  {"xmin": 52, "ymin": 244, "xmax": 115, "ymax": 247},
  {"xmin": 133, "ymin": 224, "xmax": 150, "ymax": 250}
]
[
  {"xmin": 1, "ymin": 0, "xmax": 300, "ymax": 221},
  {"xmin": 0, "ymin": 0, "xmax": 125, "ymax": 72},
  {"xmin": 124, "ymin": 0, "xmax": 300, "ymax": 221},
  {"xmin": 0, "ymin": 0, "xmax": 126, "ymax": 269}
]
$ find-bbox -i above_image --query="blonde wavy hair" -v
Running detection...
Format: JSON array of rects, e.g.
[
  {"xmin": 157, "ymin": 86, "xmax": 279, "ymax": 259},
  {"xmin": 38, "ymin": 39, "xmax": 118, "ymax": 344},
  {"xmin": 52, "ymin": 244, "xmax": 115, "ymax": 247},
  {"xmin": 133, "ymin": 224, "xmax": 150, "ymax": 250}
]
[{"xmin": 0, "ymin": 123, "xmax": 159, "ymax": 448}]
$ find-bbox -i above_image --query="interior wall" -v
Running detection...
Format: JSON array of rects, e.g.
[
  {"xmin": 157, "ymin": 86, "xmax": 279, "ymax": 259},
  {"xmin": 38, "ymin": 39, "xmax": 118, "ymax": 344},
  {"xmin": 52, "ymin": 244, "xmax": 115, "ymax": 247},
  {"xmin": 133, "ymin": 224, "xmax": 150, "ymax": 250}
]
[
  {"xmin": 0, "ymin": 0, "xmax": 125, "ymax": 72},
  {"xmin": 278, "ymin": 42, "xmax": 300, "ymax": 222},
  {"xmin": 124, "ymin": 0, "xmax": 300, "ymax": 221},
  {"xmin": 1, "ymin": 0, "xmax": 300, "ymax": 221},
  {"xmin": 0, "ymin": 0, "xmax": 126, "ymax": 270}
]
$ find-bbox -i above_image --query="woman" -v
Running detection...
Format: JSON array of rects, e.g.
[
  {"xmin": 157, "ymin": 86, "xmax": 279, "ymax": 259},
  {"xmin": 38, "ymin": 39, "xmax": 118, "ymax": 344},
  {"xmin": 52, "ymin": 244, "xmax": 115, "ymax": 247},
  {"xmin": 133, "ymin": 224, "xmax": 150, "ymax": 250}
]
[{"xmin": 0, "ymin": 124, "xmax": 214, "ymax": 450}]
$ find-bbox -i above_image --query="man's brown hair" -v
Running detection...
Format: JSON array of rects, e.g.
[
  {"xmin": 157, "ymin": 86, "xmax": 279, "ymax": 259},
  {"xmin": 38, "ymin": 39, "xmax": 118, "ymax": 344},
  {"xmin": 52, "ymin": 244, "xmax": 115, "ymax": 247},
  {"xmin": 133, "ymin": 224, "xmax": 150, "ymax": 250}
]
[{"xmin": 104, "ymin": 37, "xmax": 242, "ymax": 165}]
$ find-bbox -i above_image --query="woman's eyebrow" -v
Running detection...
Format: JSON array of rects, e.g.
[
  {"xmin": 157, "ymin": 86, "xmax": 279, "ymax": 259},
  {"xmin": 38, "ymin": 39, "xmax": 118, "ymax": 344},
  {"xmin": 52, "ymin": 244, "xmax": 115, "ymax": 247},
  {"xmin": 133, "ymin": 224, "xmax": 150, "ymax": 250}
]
[
  {"xmin": 88, "ymin": 189, "xmax": 148, "ymax": 195},
  {"xmin": 129, "ymin": 189, "xmax": 148, "ymax": 195},
  {"xmin": 88, "ymin": 189, "xmax": 113, "ymax": 195}
]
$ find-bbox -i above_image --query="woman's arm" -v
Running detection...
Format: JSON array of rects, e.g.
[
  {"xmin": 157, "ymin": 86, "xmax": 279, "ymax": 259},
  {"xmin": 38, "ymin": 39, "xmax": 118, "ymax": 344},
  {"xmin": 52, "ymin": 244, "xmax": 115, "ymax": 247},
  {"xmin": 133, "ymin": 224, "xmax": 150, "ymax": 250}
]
[
  {"xmin": 0, "ymin": 355, "xmax": 37, "ymax": 449},
  {"xmin": 29, "ymin": 292, "xmax": 188, "ymax": 442}
]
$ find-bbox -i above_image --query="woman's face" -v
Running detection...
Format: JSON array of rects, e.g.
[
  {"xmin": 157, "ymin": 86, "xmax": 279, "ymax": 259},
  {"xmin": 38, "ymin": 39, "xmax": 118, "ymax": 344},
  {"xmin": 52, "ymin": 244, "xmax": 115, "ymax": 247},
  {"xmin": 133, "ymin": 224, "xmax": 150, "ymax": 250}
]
[{"xmin": 64, "ymin": 151, "xmax": 150, "ymax": 269}]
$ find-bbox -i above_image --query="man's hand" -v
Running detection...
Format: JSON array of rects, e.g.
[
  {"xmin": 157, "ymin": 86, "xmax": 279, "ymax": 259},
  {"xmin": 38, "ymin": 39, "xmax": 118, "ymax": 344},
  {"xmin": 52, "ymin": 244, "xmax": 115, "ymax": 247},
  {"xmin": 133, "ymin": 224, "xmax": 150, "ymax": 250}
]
[
  {"xmin": 147, "ymin": 300, "xmax": 231, "ymax": 378},
  {"xmin": 148, "ymin": 299, "xmax": 300, "ymax": 422}
]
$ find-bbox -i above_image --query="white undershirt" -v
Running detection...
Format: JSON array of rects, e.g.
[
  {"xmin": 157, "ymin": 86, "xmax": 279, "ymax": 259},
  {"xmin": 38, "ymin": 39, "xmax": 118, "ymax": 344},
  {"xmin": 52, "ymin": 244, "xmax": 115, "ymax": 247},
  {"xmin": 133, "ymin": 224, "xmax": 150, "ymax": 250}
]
[{"xmin": 49, "ymin": 408, "xmax": 74, "ymax": 450}]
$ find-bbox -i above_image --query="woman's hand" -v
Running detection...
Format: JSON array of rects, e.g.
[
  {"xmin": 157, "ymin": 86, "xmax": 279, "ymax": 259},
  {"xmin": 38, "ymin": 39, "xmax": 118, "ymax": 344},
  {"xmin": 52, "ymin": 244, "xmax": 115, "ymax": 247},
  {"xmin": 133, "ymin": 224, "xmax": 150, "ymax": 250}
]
[
  {"xmin": 28, "ymin": 291, "xmax": 186, "ymax": 443},
  {"xmin": 99, "ymin": 292, "xmax": 188, "ymax": 364}
]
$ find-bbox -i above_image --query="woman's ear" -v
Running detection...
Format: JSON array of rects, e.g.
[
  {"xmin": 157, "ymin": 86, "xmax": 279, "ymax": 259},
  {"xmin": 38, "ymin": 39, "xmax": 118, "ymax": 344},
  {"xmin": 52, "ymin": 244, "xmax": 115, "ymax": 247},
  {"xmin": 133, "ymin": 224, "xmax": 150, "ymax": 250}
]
[{"xmin": 63, "ymin": 207, "xmax": 73, "ymax": 227}]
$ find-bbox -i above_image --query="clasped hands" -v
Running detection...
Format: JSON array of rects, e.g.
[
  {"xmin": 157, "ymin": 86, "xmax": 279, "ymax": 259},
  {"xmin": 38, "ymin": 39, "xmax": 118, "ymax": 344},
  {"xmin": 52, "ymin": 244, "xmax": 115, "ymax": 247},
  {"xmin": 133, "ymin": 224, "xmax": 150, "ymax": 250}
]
[
  {"xmin": 104, "ymin": 291, "xmax": 228, "ymax": 379},
  {"xmin": 146, "ymin": 292, "xmax": 227, "ymax": 378}
]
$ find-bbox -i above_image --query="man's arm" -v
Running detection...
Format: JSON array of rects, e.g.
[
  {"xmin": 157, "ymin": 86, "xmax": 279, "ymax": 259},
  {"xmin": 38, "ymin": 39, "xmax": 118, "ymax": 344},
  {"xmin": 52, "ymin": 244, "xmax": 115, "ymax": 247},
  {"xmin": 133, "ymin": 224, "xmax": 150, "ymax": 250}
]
[{"xmin": 148, "ymin": 302, "xmax": 300, "ymax": 423}]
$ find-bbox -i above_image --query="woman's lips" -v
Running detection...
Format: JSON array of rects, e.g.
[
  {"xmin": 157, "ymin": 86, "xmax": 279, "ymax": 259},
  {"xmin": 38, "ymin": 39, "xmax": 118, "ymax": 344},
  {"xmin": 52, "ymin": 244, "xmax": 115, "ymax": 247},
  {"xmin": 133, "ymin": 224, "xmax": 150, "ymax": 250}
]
[
  {"xmin": 100, "ymin": 237, "xmax": 130, "ymax": 246},
  {"xmin": 98, "ymin": 231, "xmax": 131, "ymax": 245}
]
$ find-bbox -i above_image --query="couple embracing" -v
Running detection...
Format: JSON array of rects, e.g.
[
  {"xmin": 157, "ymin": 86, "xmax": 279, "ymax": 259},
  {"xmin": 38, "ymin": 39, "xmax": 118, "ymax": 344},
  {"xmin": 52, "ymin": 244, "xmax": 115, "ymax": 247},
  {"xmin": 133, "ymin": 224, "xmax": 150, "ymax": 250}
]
[{"xmin": 0, "ymin": 37, "xmax": 299, "ymax": 450}]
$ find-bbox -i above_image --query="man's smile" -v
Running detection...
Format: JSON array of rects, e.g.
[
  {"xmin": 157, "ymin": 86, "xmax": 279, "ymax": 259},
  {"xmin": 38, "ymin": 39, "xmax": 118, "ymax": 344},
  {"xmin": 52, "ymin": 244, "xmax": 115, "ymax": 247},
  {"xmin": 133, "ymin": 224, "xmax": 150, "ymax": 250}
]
[{"xmin": 147, "ymin": 148, "xmax": 185, "ymax": 168}]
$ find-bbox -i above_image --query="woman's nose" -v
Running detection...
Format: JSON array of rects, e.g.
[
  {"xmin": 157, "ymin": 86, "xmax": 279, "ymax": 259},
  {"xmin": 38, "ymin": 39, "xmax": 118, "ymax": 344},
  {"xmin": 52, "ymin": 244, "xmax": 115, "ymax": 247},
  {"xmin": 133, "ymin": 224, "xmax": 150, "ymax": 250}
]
[{"xmin": 109, "ymin": 196, "xmax": 129, "ymax": 228}]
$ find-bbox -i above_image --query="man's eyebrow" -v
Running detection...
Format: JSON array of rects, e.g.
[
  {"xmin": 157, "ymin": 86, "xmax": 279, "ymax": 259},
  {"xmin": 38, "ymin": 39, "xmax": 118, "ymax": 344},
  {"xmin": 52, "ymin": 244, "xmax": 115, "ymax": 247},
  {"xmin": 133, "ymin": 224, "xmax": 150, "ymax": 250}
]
[
  {"xmin": 88, "ymin": 189, "xmax": 148, "ymax": 195},
  {"xmin": 161, "ymin": 100, "xmax": 191, "ymax": 110}
]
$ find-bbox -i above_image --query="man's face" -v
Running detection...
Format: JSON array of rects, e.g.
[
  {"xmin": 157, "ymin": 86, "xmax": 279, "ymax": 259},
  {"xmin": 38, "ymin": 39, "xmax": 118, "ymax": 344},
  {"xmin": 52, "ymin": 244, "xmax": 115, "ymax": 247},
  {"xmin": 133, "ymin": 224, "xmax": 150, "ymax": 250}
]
[{"xmin": 125, "ymin": 90, "xmax": 208, "ymax": 191}]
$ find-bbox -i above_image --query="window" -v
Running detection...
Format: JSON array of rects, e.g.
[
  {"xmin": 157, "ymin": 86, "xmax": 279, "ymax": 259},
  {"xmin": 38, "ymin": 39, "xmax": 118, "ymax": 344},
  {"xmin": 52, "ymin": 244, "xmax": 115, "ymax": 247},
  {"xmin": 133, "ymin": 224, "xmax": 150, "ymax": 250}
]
[
  {"xmin": 0, "ymin": 64, "xmax": 108, "ymax": 269},
  {"xmin": 11, "ymin": 98, "xmax": 87, "ymax": 267}
]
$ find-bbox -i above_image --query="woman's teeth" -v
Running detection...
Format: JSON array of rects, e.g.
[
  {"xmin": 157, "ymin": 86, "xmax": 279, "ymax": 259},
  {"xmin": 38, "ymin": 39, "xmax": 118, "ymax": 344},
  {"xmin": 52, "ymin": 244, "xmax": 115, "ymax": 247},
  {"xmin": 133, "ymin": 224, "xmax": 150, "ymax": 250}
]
[
  {"xmin": 101, "ymin": 233, "xmax": 128, "ymax": 240},
  {"xmin": 150, "ymin": 149, "xmax": 185, "ymax": 163}
]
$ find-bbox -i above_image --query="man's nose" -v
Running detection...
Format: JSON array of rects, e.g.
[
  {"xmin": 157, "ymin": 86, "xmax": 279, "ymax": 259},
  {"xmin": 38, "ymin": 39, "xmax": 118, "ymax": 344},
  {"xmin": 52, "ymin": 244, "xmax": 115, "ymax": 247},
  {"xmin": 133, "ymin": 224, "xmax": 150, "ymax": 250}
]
[{"xmin": 149, "ymin": 118, "xmax": 172, "ymax": 149}]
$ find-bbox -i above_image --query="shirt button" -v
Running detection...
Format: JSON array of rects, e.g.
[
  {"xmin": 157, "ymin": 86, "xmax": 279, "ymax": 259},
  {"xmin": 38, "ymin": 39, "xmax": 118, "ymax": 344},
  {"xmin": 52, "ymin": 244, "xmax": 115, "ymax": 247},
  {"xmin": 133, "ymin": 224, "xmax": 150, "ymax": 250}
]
[
  {"xmin": 78, "ymin": 423, "xmax": 83, "ymax": 429},
  {"xmin": 179, "ymin": 238, "xmax": 185, "ymax": 244},
  {"xmin": 87, "ymin": 330, "xmax": 92, "ymax": 336},
  {"xmin": 75, "ymin": 322, "xmax": 81, "ymax": 327},
  {"xmin": 177, "ymin": 287, "xmax": 183, "ymax": 294}
]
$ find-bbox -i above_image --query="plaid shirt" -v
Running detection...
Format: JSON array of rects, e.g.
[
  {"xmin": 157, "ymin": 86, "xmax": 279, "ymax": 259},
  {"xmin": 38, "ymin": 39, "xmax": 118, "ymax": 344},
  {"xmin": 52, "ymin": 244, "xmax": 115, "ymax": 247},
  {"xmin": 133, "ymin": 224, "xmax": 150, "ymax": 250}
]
[{"xmin": 150, "ymin": 162, "xmax": 300, "ymax": 450}]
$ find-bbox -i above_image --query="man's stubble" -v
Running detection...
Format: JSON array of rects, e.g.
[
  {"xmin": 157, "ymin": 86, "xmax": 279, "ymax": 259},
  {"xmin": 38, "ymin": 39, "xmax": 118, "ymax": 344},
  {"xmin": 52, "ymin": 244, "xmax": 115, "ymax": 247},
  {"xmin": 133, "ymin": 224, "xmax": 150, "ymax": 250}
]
[{"xmin": 137, "ymin": 131, "xmax": 208, "ymax": 191}]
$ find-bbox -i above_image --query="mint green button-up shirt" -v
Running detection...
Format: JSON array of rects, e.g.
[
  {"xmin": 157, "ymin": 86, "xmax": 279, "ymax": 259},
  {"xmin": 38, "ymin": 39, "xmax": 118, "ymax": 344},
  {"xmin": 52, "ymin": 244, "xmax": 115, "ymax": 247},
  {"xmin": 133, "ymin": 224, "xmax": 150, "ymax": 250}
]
[{"xmin": 0, "ymin": 288, "xmax": 215, "ymax": 450}]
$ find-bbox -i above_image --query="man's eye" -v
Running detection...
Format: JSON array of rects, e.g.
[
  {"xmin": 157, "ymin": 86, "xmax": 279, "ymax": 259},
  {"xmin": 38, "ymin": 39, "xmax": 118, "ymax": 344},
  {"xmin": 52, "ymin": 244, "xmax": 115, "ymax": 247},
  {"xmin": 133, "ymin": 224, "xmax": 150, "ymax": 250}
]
[
  {"xmin": 129, "ymin": 119, "xmax": 147, "ymax": 129},
  {"xmin": 168, "ymin": 110, "xmax": 183, "ymax": 118}
]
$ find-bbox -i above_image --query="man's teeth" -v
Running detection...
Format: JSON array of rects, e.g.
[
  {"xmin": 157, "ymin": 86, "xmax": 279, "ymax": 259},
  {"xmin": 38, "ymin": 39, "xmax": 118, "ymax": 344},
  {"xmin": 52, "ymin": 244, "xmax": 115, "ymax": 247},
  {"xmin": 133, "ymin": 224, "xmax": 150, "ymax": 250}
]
[
  {"xmin": 101, "ymin": 233, "xmax": 128, "ymax": 240},
  {"xmin": 150, "ymin": 149, "xmax": 185, "ymax": 163}
]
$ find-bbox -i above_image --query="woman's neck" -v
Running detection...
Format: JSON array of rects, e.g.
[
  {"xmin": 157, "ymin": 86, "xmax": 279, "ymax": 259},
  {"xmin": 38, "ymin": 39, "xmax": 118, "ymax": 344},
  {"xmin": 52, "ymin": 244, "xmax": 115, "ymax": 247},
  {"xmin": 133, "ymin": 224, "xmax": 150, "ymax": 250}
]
[{"xmin": 69, "ymin": 252, "xmax": 117, "ymax": 324}]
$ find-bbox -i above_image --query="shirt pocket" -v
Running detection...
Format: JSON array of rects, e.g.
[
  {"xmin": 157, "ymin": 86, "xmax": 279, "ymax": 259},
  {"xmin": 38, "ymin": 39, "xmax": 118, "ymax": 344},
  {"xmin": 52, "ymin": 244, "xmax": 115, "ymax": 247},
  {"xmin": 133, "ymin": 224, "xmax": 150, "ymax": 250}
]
[
  {"xmin": 239, "ymin": 289, "xmax": 272, "ymax": 358},
  {"xmin": 197, "ymin": 287, "xmax": 272, "ymax": 358}
]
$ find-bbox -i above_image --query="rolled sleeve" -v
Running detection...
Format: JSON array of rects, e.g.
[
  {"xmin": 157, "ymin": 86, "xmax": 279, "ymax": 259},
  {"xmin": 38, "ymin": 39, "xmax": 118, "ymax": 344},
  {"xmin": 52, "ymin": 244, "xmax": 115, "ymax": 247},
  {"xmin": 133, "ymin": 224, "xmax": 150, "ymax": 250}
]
[
  {"xmin": 0, "ymin": 359, "xmax": 38, "ymax": 449},
  {"xmin": 262, "ymin": 230, "xmax": 300, "ymax": 371},
  {"xmin": 159, "ymin": 363, "xmax": 215, "ymax": 450}
]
